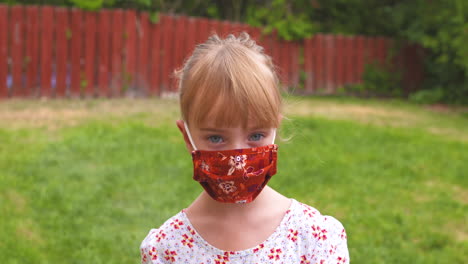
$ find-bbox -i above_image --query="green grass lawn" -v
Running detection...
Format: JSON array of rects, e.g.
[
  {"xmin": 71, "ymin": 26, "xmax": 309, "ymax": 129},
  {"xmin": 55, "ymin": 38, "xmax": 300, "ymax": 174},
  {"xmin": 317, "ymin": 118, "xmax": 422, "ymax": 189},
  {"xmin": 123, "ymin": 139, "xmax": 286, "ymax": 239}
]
[{"xmin": 0, "ymin": 97, "xmax": 467, "ymax": 263}]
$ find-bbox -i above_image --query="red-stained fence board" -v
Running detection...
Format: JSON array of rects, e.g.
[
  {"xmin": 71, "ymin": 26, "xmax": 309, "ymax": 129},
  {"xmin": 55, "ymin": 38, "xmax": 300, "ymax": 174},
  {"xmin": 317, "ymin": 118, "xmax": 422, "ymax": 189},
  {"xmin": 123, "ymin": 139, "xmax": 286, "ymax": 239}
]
[
  {"xmin": 335, "ymin": 35, "xmax": 345, "ymax": 88},
  {"xmin": 97, "ymin": 10, "xmax": 111, "ymax": 97},
  {"xmin": 40, "ymin": 6, "xmax": 53, "ymax": 97},
  {"xmin": 219, "ymin": 21, "xmax": 231, "ymax": 38},
  {"xmin": 324, "ymin": 35, "xmax": 335, "ymax": 92},
  {"xmin": 344, "ymin": 36, "xmax": 354, "ymax": 85},
  {"xmin": 289, "ymin": 42, "xmax": 300, "ymax": 88},
  {"xmin": 70, "ymin": 8, "xmax": 83, "ymax": 97},
  {"xmin": 123, "ymin": 10, "xmax": 137, "ymax": 93},
  {"xmin": 10, "ymin": 5, "xmax": 23, "ymax": 96},
  {"xmin": 314, "ymin": 35, "xmax": 325, "ymax": 90},
  {"xmin": 173, "ymin": 16, "xmax": 186, "ymax": 71},
  {"xmin": 303, "ymin": 38, "xmax": 313, "ymax": 92},
  {"xmin": 0, "ymin": 5, "xmax": 8, "ymax": 98},
  {"xmin": 208, "ymin": 19, "xmax": 219, "ymax": 36},
  {"xmin": 197, "ymin": 18, "xmax": 209, "ymax": 44},
  {"xmin": 54, "ymin": 8, "xmax": 68, "ymax": 97},
  {"xmin": 83, "ymin": 11, "xmax": 97, "ymax": 97},
  {"xmin": 185, "ymin": 17, "xmax": 196, "ymax": 58},
  {"xmin": 110, "ymin": 9, "xmax": 124, "ymax": 96},
  {"xmin": 137, "ymin": 12, "xmax": 150, "ymax": 93},
  {"xmin": 377, "ymin": 37, "xmax": 387, "ymax": 67},
  {"xmin": 149, "ymin": 17, "xmax": 161, "ymax": 96},
  {"xmin": 160, "ymin": 14, "xmax": 174, "ymax": 92},
  {"xmin": 24, "ymin": 6, "xmax": 39, "ymax": 96},
  {"xmin": 355, "ymin": 36, "xmax": 365, "ymax": 83}
]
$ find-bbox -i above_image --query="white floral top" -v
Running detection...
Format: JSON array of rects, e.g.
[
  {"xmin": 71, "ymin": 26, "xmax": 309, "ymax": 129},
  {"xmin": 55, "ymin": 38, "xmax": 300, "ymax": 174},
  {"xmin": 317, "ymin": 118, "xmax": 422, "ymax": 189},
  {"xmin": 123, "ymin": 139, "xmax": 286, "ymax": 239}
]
[{"xmin": 140, "ymin": 199, "xmax": 349, "ymax": 264}]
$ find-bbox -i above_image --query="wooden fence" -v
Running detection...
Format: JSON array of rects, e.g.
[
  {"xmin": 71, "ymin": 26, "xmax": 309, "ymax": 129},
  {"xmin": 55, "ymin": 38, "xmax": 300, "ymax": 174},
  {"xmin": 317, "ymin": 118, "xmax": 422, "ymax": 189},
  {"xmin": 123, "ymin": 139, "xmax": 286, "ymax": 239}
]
[{"xmin": 0, "ymin": 4, "xmax": 424, "ymax": 99}]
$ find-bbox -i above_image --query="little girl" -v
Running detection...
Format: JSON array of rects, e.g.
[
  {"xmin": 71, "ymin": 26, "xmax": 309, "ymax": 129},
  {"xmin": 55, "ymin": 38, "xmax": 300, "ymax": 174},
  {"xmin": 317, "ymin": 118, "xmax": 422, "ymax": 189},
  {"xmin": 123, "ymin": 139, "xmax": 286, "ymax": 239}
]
[{"xmin": 140, "ymin": 33, "xmax": 349, "ymax": 263}]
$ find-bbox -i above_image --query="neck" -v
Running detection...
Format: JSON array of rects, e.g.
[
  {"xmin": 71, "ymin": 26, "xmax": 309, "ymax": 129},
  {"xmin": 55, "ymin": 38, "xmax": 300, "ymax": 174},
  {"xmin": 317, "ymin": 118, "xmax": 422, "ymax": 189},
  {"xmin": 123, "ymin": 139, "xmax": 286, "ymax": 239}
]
[{"xmin": 188, "ymin": 186, "xmax": 278, "ymax": 217}]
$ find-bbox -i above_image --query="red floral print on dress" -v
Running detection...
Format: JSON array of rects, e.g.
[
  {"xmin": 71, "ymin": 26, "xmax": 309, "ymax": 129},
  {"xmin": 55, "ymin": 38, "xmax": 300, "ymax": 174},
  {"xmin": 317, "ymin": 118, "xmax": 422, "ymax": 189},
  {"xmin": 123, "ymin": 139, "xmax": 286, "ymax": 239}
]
[
  {"xmin": 170, "ymin": 219, "xmax": 184, "ymax": 230},
  {"xmin": 337, "ymin": 256, "xmax": 347, "ymax": 264},
  {"xmin": 268, "ymin": 248, "xmax": 282, "ymax": 260},
  {"xmin": 154, "ymin": 230, "xmax": 166, "ymax": 242},
  {"xmin": 164, "ymin": 249, "xmax": 177, "ymax": 262},
  {"xmin": 181, "ymin": 234, "xmax": 195, "ymax": 248},
  {"xmin": 288, "ymin": 229, "xmax": 299, "ymax": 242},
  {"xmin": 311, "ymin": 224, "xmax": 328, "ymax": 241},
  {"xmin": 148, "ymin": 246, "xmax": 158, "ymax": 260},
  {"xmin": 300, "ymin": 255, "xmax": 311, "ymax": 264},
  {"xmin": 140, "ymin": 199, "xmax": 350, "ymax": 264},
  {"xmin": 214, "ymin": 252, "xmax": 230, "ymax": 264},
  {"xmin": 253, "ymin": 243, "xmax": 265, "ymax": 253}
]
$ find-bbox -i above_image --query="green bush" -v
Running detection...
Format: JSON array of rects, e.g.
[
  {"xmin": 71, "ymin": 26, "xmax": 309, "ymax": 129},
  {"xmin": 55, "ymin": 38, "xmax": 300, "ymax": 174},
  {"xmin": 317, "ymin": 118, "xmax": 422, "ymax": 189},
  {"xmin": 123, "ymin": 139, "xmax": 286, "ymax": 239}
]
[{"xmin": 409, "ymin": 88, "xmax": 445, "ymax": 104}]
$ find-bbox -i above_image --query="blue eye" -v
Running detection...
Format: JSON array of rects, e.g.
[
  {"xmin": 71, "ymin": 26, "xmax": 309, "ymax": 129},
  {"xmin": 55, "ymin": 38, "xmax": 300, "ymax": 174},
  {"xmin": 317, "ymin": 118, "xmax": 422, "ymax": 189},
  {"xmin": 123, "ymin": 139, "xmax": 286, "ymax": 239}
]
[
  {"xmin": 208, "ymin": 135, "xmax": 224, "ymax": 144},
  {"xmin": 249, "ymin": 133, "xmax": 264, "ymax": 141}
]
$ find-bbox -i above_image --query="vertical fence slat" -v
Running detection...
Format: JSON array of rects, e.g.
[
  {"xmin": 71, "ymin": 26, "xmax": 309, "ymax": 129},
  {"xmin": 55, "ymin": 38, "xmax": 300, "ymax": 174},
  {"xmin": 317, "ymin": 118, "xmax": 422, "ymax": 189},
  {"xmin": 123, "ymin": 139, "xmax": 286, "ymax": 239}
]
[
  {"xmin": 335, "ymin": 35, "xmax": 345, "ymax": 89},
  {"xmin": 355, "ymin": 36, "xmax": 365, "ymax": 84},
  {"xmin": 110, "ymin": 9, "xmax": 123, "ymax": 96},
  {"xmin": 137, "ymin": 12, "xmax": 150, "ymax": 93},
  {"xmin": 303, "ymin": 38, "xmax": 313, "ymax": 92},
  {"xmin": 70, "ymin": 8, "xmax": 82, "ymax": 97},
  {"xmin": 344, "ymin": 36, "xmax": 354, "ymax": 85},
  {"xmin": 83, "ymin": 11, "xmax": 96, "ymax": 97},
  {"xmin": 185, "ymin": 17, "xmax": 196, "ymax": 57},
  {"xmin": 0, "ymin": 5, "xmax": 8, "ymax": 98},
  {"xmin": 55, "ymin": 8, "xmax": 68, "ymax": 97},
  {"xmin": 25, "ymin": 6, "xmax": 39, "ymax": 96},
  {"xmin": 149, "ymin": 17, "xmax": 161, "ymax": 96},
  {"xmin": 10, "ymin": 5, "xmax": 23, "ymax": 96},
  {"xmin": 173, "ymin": 16, "xmax": 185, "ymax": 71},
  {"xmin": 290, "ymin": 42, "xmax": 300, "ymax": 88},
  {"xmin": 160, "ymin": 14, "xmax": 173, "ymax": 92},
  {"xmin": 97, "ymin": 10, "xmax": 110, "ymax": 97},
  {"xmin": 315, "ymin": 34, "xmax": 325, "ymax": 90},
  {"xmin": 197, "ymin": 18, "xmax": 209, "ymax": 44},
  {"xmin": 40, "ymin": 6, "xmax": 53, "ymax": 97},
  {"xmin": 324, "ymin": 35, "xmax": 335, "ymax": 92},
  {"xmin": 123, "ymin": 10, "xmax": 137, "ymax": 94}
]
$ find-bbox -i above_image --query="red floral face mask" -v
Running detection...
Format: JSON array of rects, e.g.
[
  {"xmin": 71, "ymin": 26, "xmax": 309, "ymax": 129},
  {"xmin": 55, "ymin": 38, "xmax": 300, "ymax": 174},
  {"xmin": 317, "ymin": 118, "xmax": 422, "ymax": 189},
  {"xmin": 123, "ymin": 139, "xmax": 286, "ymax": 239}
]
[{"xmin": 184, "ymin": 122, "xmax": 278, "ymax": 204}]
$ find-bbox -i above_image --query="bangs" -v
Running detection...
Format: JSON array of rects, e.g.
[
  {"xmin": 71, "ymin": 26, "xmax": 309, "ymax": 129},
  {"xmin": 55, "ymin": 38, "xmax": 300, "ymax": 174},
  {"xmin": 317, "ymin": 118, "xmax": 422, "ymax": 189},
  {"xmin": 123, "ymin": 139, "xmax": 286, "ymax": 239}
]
[{"xmin": 180, "ymin": 44, "xmax": 281, "ymax": 129}]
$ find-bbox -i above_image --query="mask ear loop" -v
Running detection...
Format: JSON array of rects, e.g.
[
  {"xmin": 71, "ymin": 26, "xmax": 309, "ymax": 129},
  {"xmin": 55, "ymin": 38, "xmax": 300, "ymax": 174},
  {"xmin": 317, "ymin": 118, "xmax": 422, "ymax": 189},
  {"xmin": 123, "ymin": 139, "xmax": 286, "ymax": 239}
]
[
  {"xmin": 184, "ymin": 121, "xmax": 198, "ymax": 151},
  {"xmin": 271, "ymin": 129, "xmax": 276, "ymax": 145}
]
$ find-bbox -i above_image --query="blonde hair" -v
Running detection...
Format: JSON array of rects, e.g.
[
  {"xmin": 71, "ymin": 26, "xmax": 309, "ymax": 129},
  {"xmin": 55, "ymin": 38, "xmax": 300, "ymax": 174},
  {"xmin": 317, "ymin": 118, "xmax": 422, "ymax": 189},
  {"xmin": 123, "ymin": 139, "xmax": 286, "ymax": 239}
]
[{"xmin": 177, "ymin": 32, "xmax": 281, "ymax": 128}]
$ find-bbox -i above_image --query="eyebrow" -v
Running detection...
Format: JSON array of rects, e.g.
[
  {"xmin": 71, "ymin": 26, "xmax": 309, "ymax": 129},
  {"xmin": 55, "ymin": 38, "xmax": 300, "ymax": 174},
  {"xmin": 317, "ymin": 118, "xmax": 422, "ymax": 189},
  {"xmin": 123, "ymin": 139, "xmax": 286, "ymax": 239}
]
[
  {"xmin": 199, "ymin": 128, "xmax": 228, "ymax": 132},
  {"xmin": 198, "ymin": 127, "xmax": 270, "ymax": 132}
]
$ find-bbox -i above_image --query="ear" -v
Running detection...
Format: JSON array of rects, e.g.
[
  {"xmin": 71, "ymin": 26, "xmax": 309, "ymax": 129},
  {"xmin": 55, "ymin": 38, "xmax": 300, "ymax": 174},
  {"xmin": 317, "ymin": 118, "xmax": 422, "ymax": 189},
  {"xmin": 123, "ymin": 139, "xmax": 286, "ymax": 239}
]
[{"xmin": 176, "ymin": 120, "xmax": 195, "ymax": 153}]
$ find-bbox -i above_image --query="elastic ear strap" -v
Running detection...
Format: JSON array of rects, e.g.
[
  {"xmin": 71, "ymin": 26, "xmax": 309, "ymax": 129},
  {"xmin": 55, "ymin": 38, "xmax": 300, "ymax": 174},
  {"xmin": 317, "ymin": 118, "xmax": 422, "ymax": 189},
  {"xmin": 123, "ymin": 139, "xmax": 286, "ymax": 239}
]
[
  {"xmin": 272, "ymin": 129, "xmax": 277, "ymax": 144},
  {"xmin": 184, "ymin": 122, "xmax": 198, "ymax": 150}
]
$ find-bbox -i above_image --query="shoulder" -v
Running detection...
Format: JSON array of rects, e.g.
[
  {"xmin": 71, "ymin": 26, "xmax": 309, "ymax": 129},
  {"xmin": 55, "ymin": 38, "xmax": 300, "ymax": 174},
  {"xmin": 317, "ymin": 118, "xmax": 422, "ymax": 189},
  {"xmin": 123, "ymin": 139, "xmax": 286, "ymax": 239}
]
[
  {"xmin": 140, "ymin": 212, "xmax": 193, "ymax": 264},
  {"xmin": 288, "ymin": 200, "xmax": 349, "ymax": 263}
]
